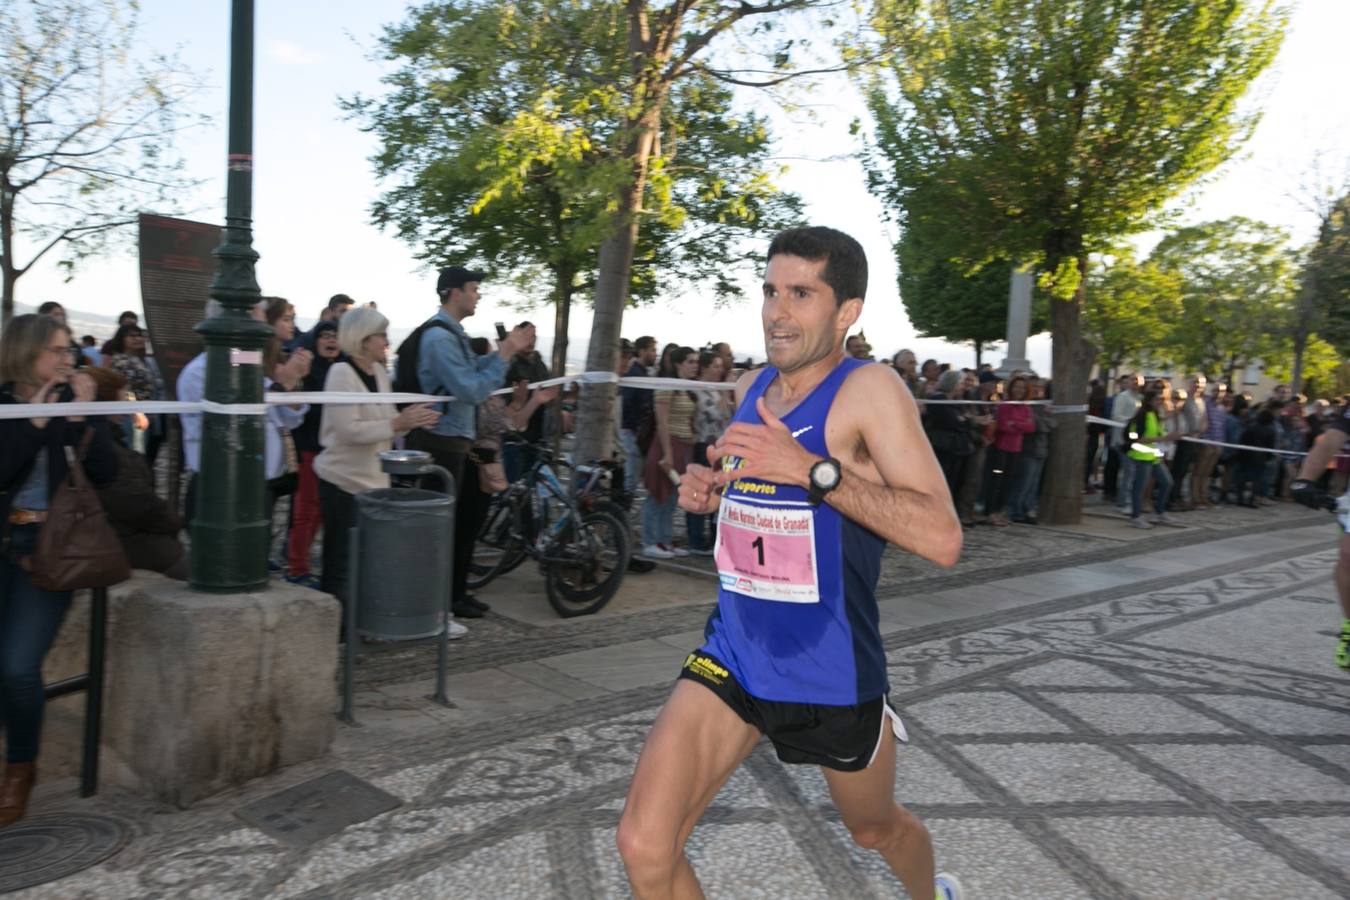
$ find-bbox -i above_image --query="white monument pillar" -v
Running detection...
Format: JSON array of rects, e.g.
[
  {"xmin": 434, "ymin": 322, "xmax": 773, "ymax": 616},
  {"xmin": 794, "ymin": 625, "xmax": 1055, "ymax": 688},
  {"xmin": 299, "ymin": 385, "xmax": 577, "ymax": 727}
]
[{"xmin": 998, "ymin": 267, "xmax": 1033, "ymax": 378}]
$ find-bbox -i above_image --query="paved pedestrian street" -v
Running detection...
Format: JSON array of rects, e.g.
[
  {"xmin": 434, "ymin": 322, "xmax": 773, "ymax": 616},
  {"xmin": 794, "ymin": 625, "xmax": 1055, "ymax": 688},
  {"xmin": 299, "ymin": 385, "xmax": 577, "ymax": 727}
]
[{"xmin": 13, "ymin": 512, "xmax": 1350, "ymax": 899}]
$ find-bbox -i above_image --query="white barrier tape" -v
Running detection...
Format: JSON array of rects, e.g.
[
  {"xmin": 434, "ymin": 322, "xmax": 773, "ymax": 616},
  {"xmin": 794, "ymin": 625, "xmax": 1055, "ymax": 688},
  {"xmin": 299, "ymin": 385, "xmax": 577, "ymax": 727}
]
[
  {"xmin": 1180, "ymin": 435, "xmax": 1310, "ymax": 457},
  {"xmin": 0, "ymin": 374, "xmax": 739, "ymax": 419},
  {"xmin": 916, "ymin": 398, "xmax": 1051, "ymax": 406},
  {"xmin": 201, "ymin": 400, "xmax": 269, "ymax": 416}
]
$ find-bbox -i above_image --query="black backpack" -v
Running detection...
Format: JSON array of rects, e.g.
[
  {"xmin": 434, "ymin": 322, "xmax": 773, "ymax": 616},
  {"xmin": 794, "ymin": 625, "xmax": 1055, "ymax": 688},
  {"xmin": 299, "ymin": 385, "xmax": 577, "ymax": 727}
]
[{"xmin": 392, "ymin": 318, "xmax": 452, "ymax": 407}]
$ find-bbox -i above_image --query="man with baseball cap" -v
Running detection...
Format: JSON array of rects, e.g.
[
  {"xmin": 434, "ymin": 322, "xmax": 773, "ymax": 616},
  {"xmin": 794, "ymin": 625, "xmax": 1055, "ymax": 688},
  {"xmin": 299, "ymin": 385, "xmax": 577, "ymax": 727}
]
[{"xmin": 407, "ymin": 266, "xmax": 532, "ymax": 623}]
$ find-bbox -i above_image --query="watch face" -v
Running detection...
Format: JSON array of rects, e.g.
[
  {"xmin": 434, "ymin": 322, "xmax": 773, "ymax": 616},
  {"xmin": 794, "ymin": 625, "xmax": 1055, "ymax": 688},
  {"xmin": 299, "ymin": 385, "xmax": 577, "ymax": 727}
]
[{"xmin": 813, "ymin": 460, "xmax": 840, "ymax": 489}]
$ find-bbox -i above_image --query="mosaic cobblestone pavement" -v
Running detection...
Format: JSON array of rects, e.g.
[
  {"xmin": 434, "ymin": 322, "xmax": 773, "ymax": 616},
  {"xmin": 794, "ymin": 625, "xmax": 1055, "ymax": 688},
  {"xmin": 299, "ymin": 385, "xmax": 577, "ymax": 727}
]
[{"xmin": 18, "ymin": 525, "xmax": 1350, "ymax": 899}]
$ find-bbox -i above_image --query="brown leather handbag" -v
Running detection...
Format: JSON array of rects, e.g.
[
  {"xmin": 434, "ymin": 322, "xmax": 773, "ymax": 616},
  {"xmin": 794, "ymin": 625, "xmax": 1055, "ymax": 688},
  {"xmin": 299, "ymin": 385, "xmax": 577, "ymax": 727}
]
[{"xmin": 28, "ymin": 431, "xmax": 131, "ymax": 592}]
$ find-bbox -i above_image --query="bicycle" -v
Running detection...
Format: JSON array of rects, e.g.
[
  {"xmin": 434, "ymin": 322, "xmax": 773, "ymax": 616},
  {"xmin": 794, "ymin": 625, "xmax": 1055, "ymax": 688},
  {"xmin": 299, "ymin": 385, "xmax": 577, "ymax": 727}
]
[{"xmin": 469, "ymin": 445, "xmax": 631, "ymax": 617}]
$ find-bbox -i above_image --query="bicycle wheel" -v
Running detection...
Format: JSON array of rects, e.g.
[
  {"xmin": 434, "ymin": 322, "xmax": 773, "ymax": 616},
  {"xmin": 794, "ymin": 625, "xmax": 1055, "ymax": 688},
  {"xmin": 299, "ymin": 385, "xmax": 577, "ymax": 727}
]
[
  {"xmin": 544, "ymin": 509, "xmax": 631, "ymax": 617},
  {"xmin": 468, "ymin": 494, "xmax": 527, "ymax": 590}
]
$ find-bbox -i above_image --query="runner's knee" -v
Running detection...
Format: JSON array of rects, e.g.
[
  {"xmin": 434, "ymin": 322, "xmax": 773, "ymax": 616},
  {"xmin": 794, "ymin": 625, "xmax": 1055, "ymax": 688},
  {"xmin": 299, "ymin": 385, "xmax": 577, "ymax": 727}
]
[
  {"xmin": 844, "ymin": 806, "xmax": 928, "ymax": 853},
  {"xmin": 616, "ymin": 813, "xmax": 680, "ymax": 876}
]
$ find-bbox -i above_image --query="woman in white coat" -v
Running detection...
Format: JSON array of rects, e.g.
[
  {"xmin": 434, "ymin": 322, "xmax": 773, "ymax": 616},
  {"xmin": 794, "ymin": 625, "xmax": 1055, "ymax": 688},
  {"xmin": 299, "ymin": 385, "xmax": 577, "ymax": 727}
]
[{"xmin": 314, "ymin": 308, "xmax": 440, "ymax": 607}]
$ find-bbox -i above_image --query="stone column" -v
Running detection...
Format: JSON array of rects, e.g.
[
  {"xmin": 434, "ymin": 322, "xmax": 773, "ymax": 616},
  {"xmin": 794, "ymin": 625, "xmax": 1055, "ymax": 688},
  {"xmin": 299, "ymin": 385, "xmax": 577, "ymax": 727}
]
[
  {"xmin": 39, "ymin": 574, "xmax": 339, "ymax": 808},
  {"xmin": 998, "ymin": 267, "xmax": 1034, "ymax": 378}
]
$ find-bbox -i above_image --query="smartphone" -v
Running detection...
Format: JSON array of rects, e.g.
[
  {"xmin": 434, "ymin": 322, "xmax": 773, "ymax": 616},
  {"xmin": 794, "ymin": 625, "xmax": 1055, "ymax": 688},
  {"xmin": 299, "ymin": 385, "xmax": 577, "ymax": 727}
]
[{"xmin": 495, "ymin": 322, "xmax": 507, "ymax": 341}]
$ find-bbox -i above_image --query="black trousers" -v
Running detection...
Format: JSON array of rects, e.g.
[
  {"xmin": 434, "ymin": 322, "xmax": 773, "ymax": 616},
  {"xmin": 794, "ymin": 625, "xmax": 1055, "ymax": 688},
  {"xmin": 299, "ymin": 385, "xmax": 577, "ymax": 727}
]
[
  {"xmin": 318, "ymin": 478, "xmax": 357, "ymax": 602},
  {"xmin": 1169, "ymin": 441, "xmax": 1196, "ymax": 505},
  {"xmin": 406, "ymin": 432, "xmax": 489, "ymax": 608}
]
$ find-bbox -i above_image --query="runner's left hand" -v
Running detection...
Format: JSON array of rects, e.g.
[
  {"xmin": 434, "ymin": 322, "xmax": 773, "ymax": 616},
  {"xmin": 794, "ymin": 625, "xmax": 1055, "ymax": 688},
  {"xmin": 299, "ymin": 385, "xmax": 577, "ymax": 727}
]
[{"xmin": 710, "ymin": 397, "xmax": 818, "ymax": 489}]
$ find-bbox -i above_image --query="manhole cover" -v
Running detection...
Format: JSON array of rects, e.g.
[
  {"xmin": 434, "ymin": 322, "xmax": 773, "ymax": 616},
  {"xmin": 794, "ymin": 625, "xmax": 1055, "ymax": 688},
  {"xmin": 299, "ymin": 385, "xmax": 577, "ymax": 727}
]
[
  {"xmin": 235, "ymin": 770, "xmax": 401, "ymax": 848},
  {"xmin": 0, "ymin": 812, "xmax": 129, "ymax": 894}
]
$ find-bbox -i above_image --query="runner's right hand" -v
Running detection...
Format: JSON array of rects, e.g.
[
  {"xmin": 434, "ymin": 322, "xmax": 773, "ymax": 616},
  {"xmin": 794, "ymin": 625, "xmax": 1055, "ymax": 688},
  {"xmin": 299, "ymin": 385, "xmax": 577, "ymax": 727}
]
[
  {"xmin": 679, "ymin": 463, "xmax": 721, "ymax": 515},
  {"xmin": 1290, "ymin": 479, "xmax": 1334, "ymax": 511}
]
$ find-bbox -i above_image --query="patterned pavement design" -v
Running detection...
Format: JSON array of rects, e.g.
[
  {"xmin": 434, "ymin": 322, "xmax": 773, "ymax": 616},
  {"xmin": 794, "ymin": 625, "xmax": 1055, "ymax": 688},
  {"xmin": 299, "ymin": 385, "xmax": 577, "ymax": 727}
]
[{"xmin": 15, "ymin": 525, "xmax": 1350, "ymax": 899}]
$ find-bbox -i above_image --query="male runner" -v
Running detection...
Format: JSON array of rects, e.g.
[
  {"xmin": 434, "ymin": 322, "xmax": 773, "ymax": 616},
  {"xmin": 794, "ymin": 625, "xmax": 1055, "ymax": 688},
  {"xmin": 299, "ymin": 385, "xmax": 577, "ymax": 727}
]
[
  {"xmin": 1290, "ymin": 399, "xmax": 1350, "ymax": 668},
  {"xmin": 616, "ymin": 227, "xmax": 966, "ymax": 899}
]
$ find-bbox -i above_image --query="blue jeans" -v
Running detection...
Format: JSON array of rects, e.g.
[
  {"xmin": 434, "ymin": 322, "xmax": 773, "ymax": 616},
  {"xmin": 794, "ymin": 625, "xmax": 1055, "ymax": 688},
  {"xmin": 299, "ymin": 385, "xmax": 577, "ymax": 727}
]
[
  {"xmin": 1008, "ymin": 455, "xmax": 1045, "ymax": 519},
  {"xmin": 1130, "ymin": 459, "xmax": 1174, "ymax": 519},
  {"xmin": 502, "ymin": 442, "xmax": 535, "ymax": 485},
  {"xmin": 642, "ymin": 492, "xmax": 676, "ymax": 546},
  {"xmin": 686, "ymin": 512, "xmax": 715, "ymax": 551},
  {"xmin": 619, "ymin": 430, "xmax": 642, "ymax": 493},
  {"xmin": 1, "ymin": 524, "xmax": 74, "ymax": 764},
  {"xmin": 1115, "ymin": 446, "xmax": 1135, "ymax": 507}
]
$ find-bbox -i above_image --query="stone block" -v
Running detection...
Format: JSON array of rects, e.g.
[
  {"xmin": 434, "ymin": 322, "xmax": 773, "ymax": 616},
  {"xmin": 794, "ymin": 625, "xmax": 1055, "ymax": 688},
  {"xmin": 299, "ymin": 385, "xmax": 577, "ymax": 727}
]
[{"xmin": 28, "ymin": 573, "xmax": 340, "ymax": 807}]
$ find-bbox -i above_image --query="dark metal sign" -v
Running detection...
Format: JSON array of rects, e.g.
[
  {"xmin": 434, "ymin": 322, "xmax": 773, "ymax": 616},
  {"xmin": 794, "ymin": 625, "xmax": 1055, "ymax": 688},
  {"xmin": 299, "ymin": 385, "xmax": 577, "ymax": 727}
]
[{"xmin": 137, "ymin": 214, "xmax": 220, "ymax": 398}]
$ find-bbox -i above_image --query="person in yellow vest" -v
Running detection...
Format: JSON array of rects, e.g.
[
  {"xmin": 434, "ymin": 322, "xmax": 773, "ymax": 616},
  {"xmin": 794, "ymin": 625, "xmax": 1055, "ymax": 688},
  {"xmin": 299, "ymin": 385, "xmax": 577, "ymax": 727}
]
[{"xmin": 1127, "ymin": 389, "xmax": 1183, "ymax": 529}]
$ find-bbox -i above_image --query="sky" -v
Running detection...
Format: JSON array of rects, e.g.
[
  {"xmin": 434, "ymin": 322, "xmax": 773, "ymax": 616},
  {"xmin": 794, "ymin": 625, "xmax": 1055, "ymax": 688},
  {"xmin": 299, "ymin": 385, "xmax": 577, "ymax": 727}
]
[{"xmin": 14, "ymin": 0, "xmax": 1350, "ymax": 375}]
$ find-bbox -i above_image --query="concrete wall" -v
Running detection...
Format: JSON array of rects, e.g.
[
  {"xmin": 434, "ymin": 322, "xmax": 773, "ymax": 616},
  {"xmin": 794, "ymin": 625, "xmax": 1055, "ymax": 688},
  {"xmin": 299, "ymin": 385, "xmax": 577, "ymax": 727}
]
[{"xmin": 27, "ymin": 573, "xmax": 340, "ymax": 808}]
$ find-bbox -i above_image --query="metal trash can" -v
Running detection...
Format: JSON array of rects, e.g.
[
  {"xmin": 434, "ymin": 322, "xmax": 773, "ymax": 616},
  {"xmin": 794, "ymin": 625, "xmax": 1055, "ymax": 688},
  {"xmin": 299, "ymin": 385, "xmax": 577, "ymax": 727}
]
[
  {"xmin": 353, "ymin": 487, "xmax": 452, "ymax": 639},
  {"xmin": 342, "ymin": 450, "xmax": 457, "ymax": 725}
]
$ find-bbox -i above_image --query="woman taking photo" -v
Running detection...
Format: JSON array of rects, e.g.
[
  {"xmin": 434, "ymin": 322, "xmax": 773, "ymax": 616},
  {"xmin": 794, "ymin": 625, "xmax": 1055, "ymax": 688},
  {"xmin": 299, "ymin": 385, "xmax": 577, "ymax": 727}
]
[
  {"xmin": 104, "ymin": 322, "xmax": 165, "ymax": 464},
  {"xmin": 641, "ymin": 346, "xmax": 698, "ymax": 559},
  {"xmin": 0, "ymin": 314, "xmax": 117, "ymax": 827},
  {"xmin": 313, "ymin": 309, "xmax": 440, "ymax": 617},
  {"xmin": 982, "ymin": 374, "xmax": 1035, "ymax": 527}
]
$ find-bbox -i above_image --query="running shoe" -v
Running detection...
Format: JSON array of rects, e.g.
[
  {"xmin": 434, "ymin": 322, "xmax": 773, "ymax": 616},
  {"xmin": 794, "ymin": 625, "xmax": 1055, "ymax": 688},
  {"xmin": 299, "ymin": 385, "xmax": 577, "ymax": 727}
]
[
  {"xmin": 1336, "ymin": 619, "xmax": 1350, "ymax": 670},
  {"xmin": 283, "ymin": 573, "xmax": 322, "ymax": 590},
  {"xmin": 935, "ymin": 872, "xmax": 965, "ymax": 899},
  {"xmin": 446, "ymin": 620, "xmax": 468, "ymax": 640},
  {"xmin": 688, "ymin": 547, "xmax": 715, "ymax": 557},
  {"xmin": 1128, "ymin": 517, "xmax": 1152, "ymax": 529},
  {"xmin": 1150, "ymin": 512, "xmax": 1178, "ymax": 526},
  {"xmin": 642, "ymin": 544, "xmax": 674, "ymax": 559},
  {"xmin": 660, "ymin": 543, "xmax": 690, "ymax": 558}
]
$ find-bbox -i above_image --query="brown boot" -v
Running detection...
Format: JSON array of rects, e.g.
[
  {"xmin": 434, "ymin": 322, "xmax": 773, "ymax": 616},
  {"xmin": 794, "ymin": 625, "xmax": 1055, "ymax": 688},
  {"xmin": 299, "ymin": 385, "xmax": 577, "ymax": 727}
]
[{"xmin": 0, "ymin": 762, "xmax": 36, "ymax": 828}]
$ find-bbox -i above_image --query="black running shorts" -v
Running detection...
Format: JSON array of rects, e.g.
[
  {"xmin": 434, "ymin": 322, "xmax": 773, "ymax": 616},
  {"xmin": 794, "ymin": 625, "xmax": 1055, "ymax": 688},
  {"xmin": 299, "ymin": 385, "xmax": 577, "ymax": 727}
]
[{"xmin": 678, "ymin": 650, "xmax": 903, "ymax": 772}]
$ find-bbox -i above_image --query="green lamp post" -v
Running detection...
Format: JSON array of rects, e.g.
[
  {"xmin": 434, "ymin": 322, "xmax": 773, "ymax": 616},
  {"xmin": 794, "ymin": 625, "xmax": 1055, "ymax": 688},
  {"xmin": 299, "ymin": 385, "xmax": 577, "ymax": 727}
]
[{"xmin": 190, "ymin": 0, "xmax": 273, "ymax": 592}]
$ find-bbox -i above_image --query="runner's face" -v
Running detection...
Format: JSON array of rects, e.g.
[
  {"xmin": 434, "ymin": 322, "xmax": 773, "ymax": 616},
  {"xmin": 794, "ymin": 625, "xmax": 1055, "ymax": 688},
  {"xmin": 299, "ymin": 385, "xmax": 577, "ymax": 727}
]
[{"xmin": 761, "ymin": 254, "xmax": 857, "ymax": 374}]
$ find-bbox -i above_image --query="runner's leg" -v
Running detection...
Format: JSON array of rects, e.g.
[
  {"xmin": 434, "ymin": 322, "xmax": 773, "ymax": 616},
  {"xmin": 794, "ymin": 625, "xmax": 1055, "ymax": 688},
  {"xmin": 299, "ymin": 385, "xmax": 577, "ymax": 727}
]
[
  {"xmin": 822, "ymin": 718, "xmax": 937, "ymax": 900},
  {"xmin": 618, "ymin": 679, "xmax": 763, "ymax": 899}
]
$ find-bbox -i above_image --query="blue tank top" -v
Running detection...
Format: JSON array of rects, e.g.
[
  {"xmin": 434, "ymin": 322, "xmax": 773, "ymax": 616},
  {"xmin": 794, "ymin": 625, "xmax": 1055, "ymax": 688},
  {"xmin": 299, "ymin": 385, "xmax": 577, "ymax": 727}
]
[{"xmin": 700, "ymin": 357, "xmax": 888, "ymax": 706}]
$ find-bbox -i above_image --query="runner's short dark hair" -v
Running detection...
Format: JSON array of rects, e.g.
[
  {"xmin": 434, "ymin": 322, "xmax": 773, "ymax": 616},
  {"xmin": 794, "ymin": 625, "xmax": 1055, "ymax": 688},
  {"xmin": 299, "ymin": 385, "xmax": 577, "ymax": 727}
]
[{"xmin": 766, "ymin": 226, "xmax": 868, "ymax": 306}]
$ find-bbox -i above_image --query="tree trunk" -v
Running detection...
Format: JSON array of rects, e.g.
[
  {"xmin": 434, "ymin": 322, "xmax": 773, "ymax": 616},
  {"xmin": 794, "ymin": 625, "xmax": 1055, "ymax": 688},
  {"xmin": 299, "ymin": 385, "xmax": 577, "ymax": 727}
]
[
  {"xmin": 1, "ymin": 188, "xmax": 16, "ymax": 326},
  {"xmin": 574, "ymin": 153, "xmax": 651, "ymax": 463},
  {"xmin": 973, "ymin": 341, "xmax": 983, "ymax": 367},
  {"xmin": 1039, "ymin": 253, "xmax": 1094, "ymax": 525},
  {"xmin": 550, "ymin": 270, "xmax": 574, "ymax": 460}
]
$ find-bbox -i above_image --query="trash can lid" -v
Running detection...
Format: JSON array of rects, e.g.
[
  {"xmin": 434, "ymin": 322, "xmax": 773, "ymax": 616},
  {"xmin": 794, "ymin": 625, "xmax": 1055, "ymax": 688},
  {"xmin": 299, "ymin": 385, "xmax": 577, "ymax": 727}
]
[{"xmin": 380, "ymin": 449, "xmax": 433, "ymax": 475}]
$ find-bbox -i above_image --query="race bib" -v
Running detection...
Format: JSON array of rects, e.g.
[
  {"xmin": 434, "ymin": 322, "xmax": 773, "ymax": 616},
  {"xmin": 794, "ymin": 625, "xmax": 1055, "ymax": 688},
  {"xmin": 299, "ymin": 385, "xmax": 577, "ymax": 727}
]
[{"xmin": 714, "ymin": 496, "xmax": 819, "ymax": 603}]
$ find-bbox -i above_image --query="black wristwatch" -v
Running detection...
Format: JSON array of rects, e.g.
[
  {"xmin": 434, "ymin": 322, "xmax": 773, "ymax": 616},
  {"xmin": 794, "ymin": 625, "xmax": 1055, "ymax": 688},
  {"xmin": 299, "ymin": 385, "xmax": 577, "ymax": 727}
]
[{"xmin": 807, "ymin": 457, "xmax": 842, "ymax": 507}]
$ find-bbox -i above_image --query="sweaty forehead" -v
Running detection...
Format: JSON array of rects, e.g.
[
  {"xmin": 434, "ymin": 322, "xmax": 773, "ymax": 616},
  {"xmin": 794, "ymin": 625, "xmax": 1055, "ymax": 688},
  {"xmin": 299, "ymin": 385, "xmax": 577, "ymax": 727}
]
[{"xmin": 764, "ymin": 253, "xmax": 828, "ymax": 287}]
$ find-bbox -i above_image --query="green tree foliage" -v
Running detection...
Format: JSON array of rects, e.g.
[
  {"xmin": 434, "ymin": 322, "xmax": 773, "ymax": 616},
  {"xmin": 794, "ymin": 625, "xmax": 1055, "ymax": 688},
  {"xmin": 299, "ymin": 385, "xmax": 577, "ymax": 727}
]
[
  {"xmin": 349, "ymin": 0, "xmax": 804, "ymax": 377},
  {"xmin": 1262, "ymin": 337, "xmax": 1342, "ymax": 394},
  {"xmin": 1149, "ymin": 217, "xmax": 1297, "ymax": 382},
  {"xmin": 866, "ymin": 0, "xmax": 1285, "ymax": 523},
  {"xmin": 897, "ymin": 219, "xmax": 1048, "ymax": 365},
  {"xmin": 1083, "ymin": 252, "xmax": 1182, "ymax": 377},
  {"xmin": 1302, "ymin": 190, "xmax": 1350, "ymax": 357},
  {"xmin": 0, "ymin": 0, "xmax": 205, "ymax": 324}
]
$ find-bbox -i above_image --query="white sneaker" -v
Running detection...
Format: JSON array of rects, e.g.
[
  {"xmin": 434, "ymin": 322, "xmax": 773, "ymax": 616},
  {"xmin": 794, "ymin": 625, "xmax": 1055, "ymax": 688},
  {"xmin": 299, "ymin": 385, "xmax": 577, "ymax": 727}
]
[
  {"xmin": 1151, "ymin": 512, "xmax": 1177, "ymax": 526},
  {"xmin": 446, "ymin": 620, "xmax": 468, "ymax": 639},
  {"xmin": 642, "ymin": 544, "xmax": 674, "ymax": 559},
  {"xmin": 1128, "ymin": 517, "xmax": 1153, "ymax": 529},
  {"xmin": 662, "ymin": 544, "xmax": 690, "ymax": 558},
  {"xmin": 935, "ymin": 872, "xmax": 965, "ymax": 899}
]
